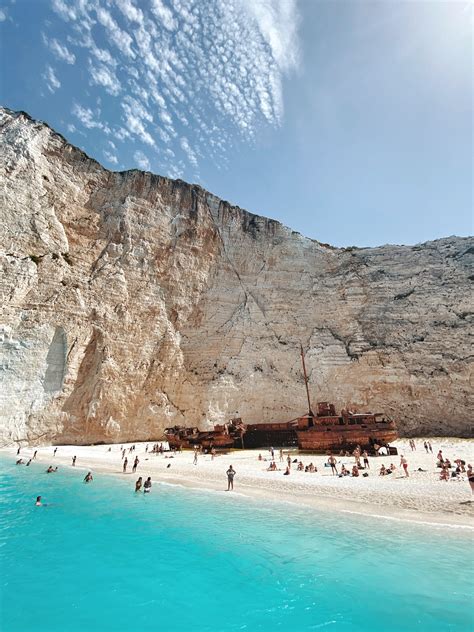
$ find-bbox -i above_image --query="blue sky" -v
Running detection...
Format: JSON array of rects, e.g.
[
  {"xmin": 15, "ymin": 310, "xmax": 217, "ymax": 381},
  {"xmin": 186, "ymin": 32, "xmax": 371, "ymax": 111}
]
[{"xmin": 0, "ymin": 0, "xmax": 472, "ymax": 247}]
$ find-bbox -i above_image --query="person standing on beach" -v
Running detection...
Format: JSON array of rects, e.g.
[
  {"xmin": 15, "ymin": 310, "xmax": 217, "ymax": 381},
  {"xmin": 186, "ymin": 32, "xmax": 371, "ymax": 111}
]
[
  {"xmin": 226, "ymin": 465, "xmax": 236, "ymax": 490},
  {"xmin": 193, "ymin": 449, "xmax": 198, "ymax": 465},
  {"xmin": 362, "ymin": 451, "xmax": 369, "ymax": 469},
  {"xmin": 16, "ymin": 447, "xmax": 20, "ymax": 456},
  {"xmin": 428, "ymin": 442, "xmax": 433, "ymax": 454},
  {"xmin": 287, "ymin": 455, "xmax": 292, "ymax": 470},
  {"xmin": 123, "ymin": 457, "xmax": 128, "ymax": 473},
  {"xmin": 328, "ymin": 455, "xmax": 338, "ymax": 475},
  {"xmin": 33, "ymin": 450, "xmax": 37, "ymax": 460},
  {"xmin": 400, "ymin": 455, "xmax": 409, "ymax": 477},
  {"xmin": 467, "ymin": 465, "xmax": 474, "ymax": 495},
  {"xmin": 423, "ymin": 441, "xmax": 429, "ymax": 453},
  {"xmin": 54, "ymin": 447, "xmax": 58, "ymax": 457},
  {"xmin": 279, "ymin": 449, "xmax": 284, "ymax": 463},
  {"xmin": 132, "ymin": 456, "xmax": 139, "ymax": 473},
  {"xmin": 72, "ymin": 456, "xmax": 76, "ymax": 466}
]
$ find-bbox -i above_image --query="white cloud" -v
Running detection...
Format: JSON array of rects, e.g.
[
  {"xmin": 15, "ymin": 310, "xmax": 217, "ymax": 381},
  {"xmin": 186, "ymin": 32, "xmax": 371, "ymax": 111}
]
[
  {"xmin": 96, "ymin": 6, "xmax": 135, "ymax": 59},
  {"xmin": 0, "ymin": 8, "xmax": 7, "ymax": 22},
  {"xmin": 72, "ymin": 102, "xmax": 110, "ymax": 132},
  {"xmin": 180, "ymin": 136, "xmax": 198, "ymax": 167},
  {"xmin": 43, "ymin": 65, "xmax": 61, "ymax": 93},
  {"xmin": 114, "ymin": 126, "xmax": 131, "ymax": 141},
  {"xmin": 121, "ymin": 101, "xmax": 155, "ymax": 147},
  {"xmin": 89, "ymin": 61, "xmax": 121, "ymax": 96},
  {"xmin": 51, "ymin": 0, "xmax": 77, "ymax": 22},
  {"xmin": 133, "ymin": 150, "xmax": 151, "ymax": 170},
  {"xmin": 46, "ymin": 0, "xmax": 301, "ymax": 174},
  {"xmin": 150, "ymin": 0, "xmax": 177, "ymax": 31},
  {"xmin": 103, "ymin": 150, "xmax": 119, "ymax": 164},
  {"xmin": 43, "ymin": 35, "xmax": 76, "ymax": 64},
  {"xmin": 115, "ymin": 0, "xmax": 144, "ymax": 25}
]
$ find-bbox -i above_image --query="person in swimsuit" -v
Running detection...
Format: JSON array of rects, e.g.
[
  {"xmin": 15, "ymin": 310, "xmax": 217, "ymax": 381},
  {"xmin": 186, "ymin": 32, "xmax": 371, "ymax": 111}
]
[
  {"xmin": 362, "ymin": 451, "xmax": 369, "ymax": 469},
  {"xmin": 46, "ymin": 466, "xmax": 57, "ymax": 473},
  {"xmin": 328, "ymin": 455, "xmax": 338, "ymax": 475},
  {"xmin": 72, "ymin": 456, "xmax": 76, "ymax": 466},
  {"xmin": 132, "ymin": 456, "xmax": 139, "ymax": 473},
  {"xmin": 32, "ymin": 451, "xmax": 37, "ymax": 460},
  {"xmin": 123, "ymin": 457, "xmax": 128, "ymax": 473},
  {"xmin": 226, "ymin": 465, "xmax": 236, "ymax": 490},
  {"xmin": 144, "ymin": 477, "xmax": 152, "ymax": 493},
  {"xmin": 84, "ymin": 472, "xmax": 93, "ymax": 483},
  {"xmin": 467, "ymin": 465, "xmax": 474, "ymax": 495},
  {"xmin": 35, "ymin": 496, "xmax": 42, "ymax": 506},
  {"xmin": 400, "ymin": 455, "xmax": 409, "ymax": 477},
  {"xmin": 54, "ymin": 447, "xmax": 58, "ymax": 456},
  {"xmin": 135, "ymin": 477, "xmax": 143, "ymax": 492},
  {"xmin": 16, "ymin": 459, "xmax": 23, "ymax": 465}
]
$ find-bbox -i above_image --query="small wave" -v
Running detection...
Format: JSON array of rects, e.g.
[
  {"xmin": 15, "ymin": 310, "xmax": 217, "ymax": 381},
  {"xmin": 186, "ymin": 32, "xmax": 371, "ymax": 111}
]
[{"xmin": 340, "ymin": 509, "xmax": 474, "ymax": 530}]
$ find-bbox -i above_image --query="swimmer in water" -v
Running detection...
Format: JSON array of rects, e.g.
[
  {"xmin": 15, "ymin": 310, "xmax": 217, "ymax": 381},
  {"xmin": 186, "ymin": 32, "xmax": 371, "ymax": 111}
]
[
  {"xmin": 46, "ymin": 466, "xmax": 58, "ymax": 473},
  {"xmin": 135, "ymin": 477, "xmax": 143, "ymax": 492},
  {"xmin": 84, "ymin": 472, "xmax": 93, "ymax": 483},
  {"xmin": 35, "ymin": 496, "xmax": 42, "ymax": 506},
  {"xmin": 143, "ymin": 477, "xmax": 152, "ymax": 493},
  {"xmin": 16, "ymin": 459, "xmax": 23, "ymax": 465}
]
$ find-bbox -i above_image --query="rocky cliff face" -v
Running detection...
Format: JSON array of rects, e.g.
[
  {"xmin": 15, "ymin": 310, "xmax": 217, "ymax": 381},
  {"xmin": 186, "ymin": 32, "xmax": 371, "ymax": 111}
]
[{"xmin": 1, "ymin": 108, "xmax": 473, "ymax": 445}]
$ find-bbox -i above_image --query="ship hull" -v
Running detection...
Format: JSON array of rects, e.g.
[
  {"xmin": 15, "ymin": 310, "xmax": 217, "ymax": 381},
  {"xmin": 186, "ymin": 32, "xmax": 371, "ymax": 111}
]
[{"xmin": 297, "ymin": 425, "xmax": 398, "ymax": 452}]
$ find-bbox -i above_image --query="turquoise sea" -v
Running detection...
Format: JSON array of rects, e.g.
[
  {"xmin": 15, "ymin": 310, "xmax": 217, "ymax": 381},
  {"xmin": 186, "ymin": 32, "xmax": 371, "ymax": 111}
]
[{"xmin": 0, "ymin": 456, "xmax": 473, "ymax": 632}]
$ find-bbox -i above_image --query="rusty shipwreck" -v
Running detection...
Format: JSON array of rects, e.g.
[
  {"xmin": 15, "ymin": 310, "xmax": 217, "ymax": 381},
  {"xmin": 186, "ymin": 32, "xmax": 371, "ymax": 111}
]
[{"xmin": 164, "ymin": 347, "xmax": 397, "ymax": 453}]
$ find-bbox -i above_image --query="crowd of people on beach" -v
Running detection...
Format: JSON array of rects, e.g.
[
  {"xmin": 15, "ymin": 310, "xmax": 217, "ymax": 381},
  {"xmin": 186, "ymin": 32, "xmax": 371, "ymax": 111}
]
[
  {"xmin": 11, "ymin": 437, "xmax": 474, "ymax": 507},
  {"xmin": 255, "ymin": 442, "xmax": 474, "ymax": 493},
  {"xmin": 14, "ymin": 442, "xmax": 242, "ymax": 504}
]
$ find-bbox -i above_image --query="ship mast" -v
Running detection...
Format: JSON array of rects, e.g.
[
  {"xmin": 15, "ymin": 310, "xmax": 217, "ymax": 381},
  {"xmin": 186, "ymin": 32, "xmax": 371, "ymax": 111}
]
[{"xmin": 300, "ymin": 344, "xmax": 314, "ymax": 417}]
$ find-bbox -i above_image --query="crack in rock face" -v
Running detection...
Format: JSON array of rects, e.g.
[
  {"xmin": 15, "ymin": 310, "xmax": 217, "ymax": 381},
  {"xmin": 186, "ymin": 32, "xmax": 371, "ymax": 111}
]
[{"xmin": 1, "ymin": 107, "xmax": 473, "ymax": 445}]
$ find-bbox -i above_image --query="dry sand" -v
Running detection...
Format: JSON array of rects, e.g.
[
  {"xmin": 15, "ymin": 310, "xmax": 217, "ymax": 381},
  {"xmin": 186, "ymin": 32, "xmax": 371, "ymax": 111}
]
[{"xmin": 3, "ymin": 438, "xmax": 474, "ymax": 530}]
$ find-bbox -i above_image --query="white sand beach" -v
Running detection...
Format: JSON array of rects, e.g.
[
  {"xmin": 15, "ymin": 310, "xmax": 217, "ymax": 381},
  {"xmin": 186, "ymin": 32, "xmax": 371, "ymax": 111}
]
[{"xmin": 4, "ymin": 438, "xmax": 474, "ymax": 529}]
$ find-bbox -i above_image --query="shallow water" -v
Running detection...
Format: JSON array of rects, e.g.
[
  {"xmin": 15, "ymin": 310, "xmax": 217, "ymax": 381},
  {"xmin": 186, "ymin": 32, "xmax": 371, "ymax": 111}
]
[{"xmin": 1, "ymin": 457, "xmax": 473, "ymax": 632}]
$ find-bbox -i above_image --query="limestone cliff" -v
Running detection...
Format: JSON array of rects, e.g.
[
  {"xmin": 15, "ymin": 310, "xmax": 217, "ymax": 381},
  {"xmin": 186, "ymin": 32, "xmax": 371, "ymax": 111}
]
[{"xmin": 1, "ymin": 107, "xmax": 473, "ymax": 445}]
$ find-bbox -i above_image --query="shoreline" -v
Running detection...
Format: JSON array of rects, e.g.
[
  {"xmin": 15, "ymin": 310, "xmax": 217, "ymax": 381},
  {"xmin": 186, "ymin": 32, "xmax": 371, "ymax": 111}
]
[{"xmin": 2, "ymin": 437, "xmax": 473, "ymax": 530}]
